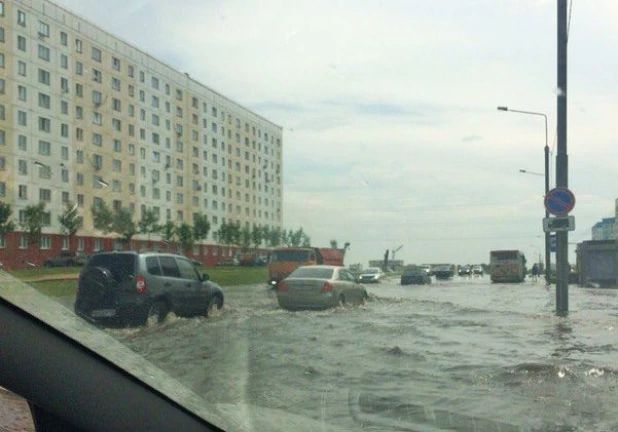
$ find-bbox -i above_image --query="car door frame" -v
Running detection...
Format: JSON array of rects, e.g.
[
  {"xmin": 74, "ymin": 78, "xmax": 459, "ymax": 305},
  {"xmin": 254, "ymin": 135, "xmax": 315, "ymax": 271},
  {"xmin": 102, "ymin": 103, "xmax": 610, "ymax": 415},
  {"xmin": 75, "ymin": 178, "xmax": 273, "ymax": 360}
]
[
  {"xmin": 337, "ymin": 268, "xmax": 360, "ymax": 303},
  {"xmin": 175, "ymin": 256, "xmax": 206, "ymax": 316}
]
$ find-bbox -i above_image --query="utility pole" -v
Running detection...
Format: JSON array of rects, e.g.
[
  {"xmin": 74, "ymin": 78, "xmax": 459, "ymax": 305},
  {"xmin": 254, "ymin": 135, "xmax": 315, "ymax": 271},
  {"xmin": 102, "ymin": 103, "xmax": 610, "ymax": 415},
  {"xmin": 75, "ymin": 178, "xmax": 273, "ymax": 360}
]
[
  {"xmin": 391, "ymin": 245, "xmax": 403, "ymax": 261},
  {"xmin": 555, "ymin": 0, "xmax": 569, "ymax": 316}
]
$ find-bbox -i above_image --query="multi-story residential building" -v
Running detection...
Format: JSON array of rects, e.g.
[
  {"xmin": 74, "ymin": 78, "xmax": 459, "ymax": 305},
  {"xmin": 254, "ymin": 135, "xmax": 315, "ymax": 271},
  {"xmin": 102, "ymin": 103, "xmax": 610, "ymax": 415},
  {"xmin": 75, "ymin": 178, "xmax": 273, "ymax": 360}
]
[{"xmin": 0, "ymin": 0, "xmax": 283, "ymax": 268}]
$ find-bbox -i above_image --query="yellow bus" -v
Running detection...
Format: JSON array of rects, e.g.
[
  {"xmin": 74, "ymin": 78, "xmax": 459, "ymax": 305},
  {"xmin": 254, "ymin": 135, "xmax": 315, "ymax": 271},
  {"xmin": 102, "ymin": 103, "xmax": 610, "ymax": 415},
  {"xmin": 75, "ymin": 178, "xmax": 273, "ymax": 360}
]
[{"xmin": 489, "ymin": 250, "xmax": 526, "ymax": 283}]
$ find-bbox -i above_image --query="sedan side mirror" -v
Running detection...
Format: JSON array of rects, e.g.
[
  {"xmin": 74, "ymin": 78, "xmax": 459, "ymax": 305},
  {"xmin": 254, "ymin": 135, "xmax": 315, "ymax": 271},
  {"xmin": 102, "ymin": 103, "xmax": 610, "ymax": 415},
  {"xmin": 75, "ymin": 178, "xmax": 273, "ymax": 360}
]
[{"xmin": 202, "ymin": 273, "xmax": 210, "ymax": 282}]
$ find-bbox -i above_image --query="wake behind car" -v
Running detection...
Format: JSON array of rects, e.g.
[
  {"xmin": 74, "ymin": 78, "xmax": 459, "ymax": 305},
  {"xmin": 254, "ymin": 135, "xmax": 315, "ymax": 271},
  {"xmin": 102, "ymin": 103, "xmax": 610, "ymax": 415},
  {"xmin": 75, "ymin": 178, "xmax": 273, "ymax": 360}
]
[
  {"xmin": 277, "ymin": 265, "xmax": 368, "ymax": 310},
  {"xmin": 400, "ymin": 268, "xmax": 432, "ymax": 285},
  {"xmin": 357, "ymin": 267, "xmax": 385, "ymax": 284},
  {"xmin": 75, "ymin": 251, "xmax": 224, "ymax": 327}
]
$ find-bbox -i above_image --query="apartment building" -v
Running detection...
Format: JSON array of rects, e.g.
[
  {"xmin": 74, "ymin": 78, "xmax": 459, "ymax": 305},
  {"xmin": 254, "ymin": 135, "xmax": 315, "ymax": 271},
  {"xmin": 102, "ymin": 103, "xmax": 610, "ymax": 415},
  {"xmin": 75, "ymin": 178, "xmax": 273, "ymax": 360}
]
[{"xmin": 0, "ymin": 0, "xmax": 283, "ymax": 267}]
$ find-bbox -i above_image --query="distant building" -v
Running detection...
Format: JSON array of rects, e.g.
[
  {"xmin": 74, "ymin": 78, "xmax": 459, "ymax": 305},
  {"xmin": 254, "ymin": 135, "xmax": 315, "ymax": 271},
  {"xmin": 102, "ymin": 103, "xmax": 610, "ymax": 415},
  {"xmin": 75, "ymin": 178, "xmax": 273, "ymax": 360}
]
[{"xmin": 591, "ymin": 218, "xmax": 616, "ymax": 240}]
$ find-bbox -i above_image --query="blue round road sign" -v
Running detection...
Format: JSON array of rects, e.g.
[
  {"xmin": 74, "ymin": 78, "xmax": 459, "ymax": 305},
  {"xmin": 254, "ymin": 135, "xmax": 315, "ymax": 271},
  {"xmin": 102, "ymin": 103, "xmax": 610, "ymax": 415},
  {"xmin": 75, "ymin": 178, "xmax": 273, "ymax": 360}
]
[{"xmin": 544, "ymin": 187, "xmax": 575, "ymax": 216}]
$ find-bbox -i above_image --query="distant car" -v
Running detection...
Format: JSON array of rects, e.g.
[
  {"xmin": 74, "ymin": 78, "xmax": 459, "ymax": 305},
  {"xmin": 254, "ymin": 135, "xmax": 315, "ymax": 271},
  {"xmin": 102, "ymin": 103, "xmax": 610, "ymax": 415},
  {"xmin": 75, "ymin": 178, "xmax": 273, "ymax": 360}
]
[
  {"xmin": 458, "ymin": 265, "xmax": 472, "ymax": 276},
  {"xmin": 419, "ymin": 264, "xmax": 432, "ymax": 275},
  {"xmin": 215, "ymin": 258, "xmax": 239, "ymax": 266},
  {"xmin": 357, "ymin": 267, "xmax": 385, "ymax": 283},
  {"xmin": 472, "ymin": 265, "xmax": 484, "ymax": 276},
  {"xmin": 433, "ymin": 264, "xmax": 455, "ymax": 279},
  {"xmin": 400, "ymin": 268, "xmax": 432, "ymax": 285},
  {"xmin": 277, "ymin": 265, "xmax": 368, "ymax": 310},
  {"xmin": 43, "ymin": 251, "xmax": 88, "ymax": 267},
  {"xmin": 74, "ymin": 251, "xmax": 224, "ymax": 327}
]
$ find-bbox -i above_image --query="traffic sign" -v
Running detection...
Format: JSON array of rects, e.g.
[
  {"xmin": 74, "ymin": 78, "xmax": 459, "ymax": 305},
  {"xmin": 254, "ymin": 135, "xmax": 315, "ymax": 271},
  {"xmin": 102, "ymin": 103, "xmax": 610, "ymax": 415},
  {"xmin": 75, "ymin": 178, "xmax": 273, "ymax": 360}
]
[
  {"xmin": 543, "ymin": 216, "xmax": 575, "ymax": 232},
  {"xmin": 544, "ymin": 187, "xmax": 576, "ymax": 216}
]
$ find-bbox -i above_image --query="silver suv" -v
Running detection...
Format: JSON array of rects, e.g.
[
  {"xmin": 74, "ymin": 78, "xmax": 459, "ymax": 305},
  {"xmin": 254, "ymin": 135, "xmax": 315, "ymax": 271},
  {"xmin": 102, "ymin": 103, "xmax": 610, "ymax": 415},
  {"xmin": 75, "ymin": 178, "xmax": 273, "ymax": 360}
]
[{"xmin": 74, "ymin": 251, "xmax": 224, "ymax": 327}]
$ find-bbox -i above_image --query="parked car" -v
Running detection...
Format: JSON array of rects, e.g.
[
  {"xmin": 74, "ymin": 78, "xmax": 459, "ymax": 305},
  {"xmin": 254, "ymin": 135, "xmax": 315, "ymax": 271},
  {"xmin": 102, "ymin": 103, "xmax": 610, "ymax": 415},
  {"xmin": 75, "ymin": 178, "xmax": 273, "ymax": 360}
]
[
  {"xmin": 43, "ymin": 251, "xmax": 88, "ymax": 267},
  {"xmin": 400, "ymin": 268, "xmax": 432, "ymax": 285},
  {"xmin": 74, "ymin": 251, "xmax": 224, "ymax": 327},
  {"xmin": 277, "ymin": 265, "xmax": 368, "ymax": 310},
  {"xmin": 419, "ymin": 264, "xmax": 433, "ymax": 275},
  {"xmin": 472, "ymin": 265, "xmax": 484, "ymax": 276},
  {"xmin": 215, "ymin": 258, "xmax": 240, "ymax": 266},
  {"xmin": 357, "ymin": 267, "xmax": 385, "ymax": 283},
  {"xmin": 433, "ymin": 264, "xmax": 455, "ymax": 279}
]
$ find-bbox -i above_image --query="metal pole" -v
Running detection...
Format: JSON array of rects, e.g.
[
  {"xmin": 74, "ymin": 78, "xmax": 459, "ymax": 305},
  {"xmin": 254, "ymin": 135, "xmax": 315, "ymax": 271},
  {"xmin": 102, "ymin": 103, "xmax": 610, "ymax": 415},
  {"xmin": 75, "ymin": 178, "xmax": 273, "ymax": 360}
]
[
  {"xmin": 556, "ymin": 0, "xmax": 569, "ymax": 316},
  {"xmin": 544, "ymin": 130, "xmax": 551, "ymax": 285}
]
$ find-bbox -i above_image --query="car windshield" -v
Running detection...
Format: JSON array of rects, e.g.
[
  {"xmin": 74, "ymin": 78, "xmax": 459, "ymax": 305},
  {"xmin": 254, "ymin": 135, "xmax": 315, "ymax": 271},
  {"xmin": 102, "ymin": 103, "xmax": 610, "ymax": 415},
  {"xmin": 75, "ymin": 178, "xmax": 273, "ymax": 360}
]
[
  {"xmin": 1, "ymin": 1, "xmax": 615, "ymax": 431},
  {"xmin": 289, "ymin": 267, "xmax": 334, "ymax": 279},
  {"xmin": 271, "ymin": 250, "xmax": 310, "ymax": 262}
]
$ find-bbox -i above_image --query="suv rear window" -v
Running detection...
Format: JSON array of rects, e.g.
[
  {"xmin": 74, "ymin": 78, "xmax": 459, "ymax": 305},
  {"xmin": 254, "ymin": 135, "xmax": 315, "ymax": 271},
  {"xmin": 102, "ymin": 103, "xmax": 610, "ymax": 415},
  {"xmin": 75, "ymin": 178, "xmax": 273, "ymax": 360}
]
[{"xmin": 87, "ymin": 254, "xmax": 137, "ymax": 282}]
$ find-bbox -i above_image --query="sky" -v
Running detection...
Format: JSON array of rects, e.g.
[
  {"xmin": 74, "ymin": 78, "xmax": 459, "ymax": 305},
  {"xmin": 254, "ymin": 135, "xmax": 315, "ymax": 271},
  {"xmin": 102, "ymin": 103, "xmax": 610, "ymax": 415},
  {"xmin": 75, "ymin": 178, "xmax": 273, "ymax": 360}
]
[{"xmin": 54, "ymin": 0, "xmax": 618, "ymax": 266}]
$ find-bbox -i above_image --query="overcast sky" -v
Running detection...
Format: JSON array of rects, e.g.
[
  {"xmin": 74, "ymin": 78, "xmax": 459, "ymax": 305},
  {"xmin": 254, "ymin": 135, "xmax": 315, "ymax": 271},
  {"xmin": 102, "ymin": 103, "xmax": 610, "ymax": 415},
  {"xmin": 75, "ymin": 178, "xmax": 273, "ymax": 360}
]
[{"xmin": 55, "ymin": 0, "xmax": 618, "ymax": 266}]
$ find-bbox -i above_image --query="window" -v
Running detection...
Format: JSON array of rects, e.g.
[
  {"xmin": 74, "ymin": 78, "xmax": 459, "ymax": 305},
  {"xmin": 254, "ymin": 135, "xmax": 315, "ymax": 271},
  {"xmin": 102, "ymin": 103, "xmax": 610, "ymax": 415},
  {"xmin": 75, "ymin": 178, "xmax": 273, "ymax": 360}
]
[
  {"xmin": 39, "ymin": 188, "xmax": 51, "ymax": 202},
  {"xmin": 18, "ymin": 135, "xmax": 27, "ymax": 151},
  {"xmin": 0, "ymin": 53, "xmax": 4, "ymax": 68},
  {"xmin": 76, "ymin": 128, "xmax": 83, "ymax": 142},
  {"xmin": 38, "ymin": 117, "xmax": 51, "ymax": 132},
  {"xmin": 75, "ymin": 83, "xmax": 83, "ymax": 97},
  {"xmin": 18, "ymin": 185, "xmax": 27, "ymax": 199},
  {"xmin": 19, "ymin": 236, "xmax": 28, "ymax": 249},
  {"xmin": 0, "ymin": 182, "xmax": 4, "ymax": 198},
  {"xmin": 61, "ymin": 169, "xmax": 69, "ymax": 182},
  {"xmin": 75, "ymin": 106, "xmax": 83, "ymax": 119},
  {"xmin": 75, "ymin": 61, "xmax": 83, "ymax": 75},
  {"xmin": 61, "ymin": 123, "xmax": 69, "ymax": 138},
  {"xmin": 112, "ymin": 98, "xmax": 121, "ymax": 112},
  {"xmin": 17, "ymin": 110, "xmax": 27, "ymax": 126},
  {"xmin": 75, "ymin": 38, "xmax": 82, "ymax": 53},
  {"xmin": 60, "ymin": 31, "xmax": 67, "ymax": 46},
  {"xmin": 38, "ymin": 68, "xmax": 50, "ymax": 85},
  {"xmin": 93, "ymin": 112, "xmax": 103, "ymax": 125},
  {"xmin": 112, "ymin": 118, "xmax": 122, "ymax": 132},
  {"xmin": 112, "ymin": 77, "xmax": 121, "ymax": 91},
  {"xmin": 18, "ymin": 10, "xmax": 26, "ymax": 26},
  {"xmin": 18, "ymin": 86, "xmax": 27, "ymax": 102},
  {"xmin": 76, "ymin": 173, "xmax": 83, "ymax": 185},
  {"xmin": 38, "ymin": 140, "xmax": 51, "ymax": 155},
  {"xmin": 60, "ymin": 54, "xmax": 68, "ymax": 69},
  {"xmin": 17, "ymin": 36, "xmax": 28, "ymax": 55},
  {"xmin": 113, "ymin": 140, "xmax": 122, "ymax": 152},
  {"xmin": 61, "ymin": 146, "xmax": 69, "ymax": 160},
  {"xmin": 112, "ymin": 57, "xmax": 121, "ymax": 71},
  {"xmin": 92, "ymin": 133, "xmax": 102, "ymax": 147},
  {"xmin": 18, "ymin": 61, "xmax": 26, "ymax": 76},
  {"xmin": 61, "ymin": 78, "xmax": 69, "ymax": 93},
  {"xmin": 92, "ymin": 47, "xmax": 102, "ymax": 62},
  {"xmin": 93, "ymin": 69, "xmax": 102, "ymax": 83},
  {"xmin": 128, "ymin": 85, "xmax": 134, "ymax": 97},
  {"xmin": 38, "ymin": 44, "xmax": 50, "ymax": 61}
]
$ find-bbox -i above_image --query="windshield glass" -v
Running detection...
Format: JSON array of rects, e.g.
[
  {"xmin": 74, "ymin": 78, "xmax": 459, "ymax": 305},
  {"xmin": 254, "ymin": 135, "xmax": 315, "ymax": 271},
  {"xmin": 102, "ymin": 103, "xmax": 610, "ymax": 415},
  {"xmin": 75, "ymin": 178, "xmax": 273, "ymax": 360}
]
[
  {"xmin": 1, "ymin": 1, "xmax": 615, "ymax": 431},
  {"xmin": 271, "ymin": 250, "xmax": 310, "ymax": 262}
]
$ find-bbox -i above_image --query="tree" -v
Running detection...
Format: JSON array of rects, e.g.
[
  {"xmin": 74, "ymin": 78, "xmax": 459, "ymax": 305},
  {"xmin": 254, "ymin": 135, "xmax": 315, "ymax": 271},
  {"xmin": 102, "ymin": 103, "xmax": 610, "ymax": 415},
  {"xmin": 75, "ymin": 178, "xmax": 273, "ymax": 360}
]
[
  {"xmin": 0, "ymin": 201, "xmax": 16, "ymax": 238},
  {"xmin": 301, "ymin": 233, "xmax": 311, "ymax": 247},
  {"xmin": 58, "ymin": 201, "xmax": 83, "ymax": 249},
  {"xmin": 177, "ymin": 222, "xmax": 194, "ymax": 252},
  {"xmin": 21, "ymin": 203, "xmax": 46, "ymax": 245},
  {"xmin": 251, "ymin": 225, "xmax": 263, "ymax": 250},
  {"xmin": 91, "ymin": 202, "xmax": 114, "ymax": 234},
  {"xmin": 269, "ymin": 227, "xmax": 282, "ymax": 247},
  {"xmin": 330, "ymin": 239, "xmax": 338, "ymax": 249},
  {"xmin": 161, "ymin": 221, "xmax": 177, "ymax": 250},
  {"xmin": 193, "ymin": 214, "xmax": 210, "ymax": 243},
  {"xmin": 113, "ymin": 207, "xmax": 137, "ymax": 244},
  {"xmin": 138, "ymin": 208, "xmax": 160, "ymax": 243},
  {"xmin": 240, "ymin": 225, "xmax": 252, "ymax": 251}
]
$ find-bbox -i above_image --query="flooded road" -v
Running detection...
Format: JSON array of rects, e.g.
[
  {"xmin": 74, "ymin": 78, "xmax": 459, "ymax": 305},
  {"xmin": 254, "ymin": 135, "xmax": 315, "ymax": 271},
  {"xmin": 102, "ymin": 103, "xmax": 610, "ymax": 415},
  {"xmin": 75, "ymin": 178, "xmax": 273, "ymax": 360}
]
[{"xmin": 106, "ymin": 276, "xmax": 618, "ymax": 431}]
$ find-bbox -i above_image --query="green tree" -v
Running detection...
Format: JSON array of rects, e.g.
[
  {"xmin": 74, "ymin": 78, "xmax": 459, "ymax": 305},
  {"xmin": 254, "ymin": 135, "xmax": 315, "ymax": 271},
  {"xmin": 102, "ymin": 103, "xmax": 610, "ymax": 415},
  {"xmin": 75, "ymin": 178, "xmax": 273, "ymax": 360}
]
[
  {"xmin": 177, "ymin": 222, "xmax": 194, "ymax": 253},
  {"xmin": 113, "ymin": 207, "xmax": 137, "ymax": 245},
  {"xmin": 138, "ymin": 208, "xmax": 160, "ymax": 243},
  {"xmin": 301, "ymin": 233, "xmax": 311, "ymax": 247},
  {"xmin": 21, "ymin": 203, "xmax": 46, "ymax": 245},
  {"xmin": 161, "ymin": 221, "xmax": 177, "ymax": 250},
  {"xmin": 269, "ymin": 227, "xmax": 282, "ymax": 247},
  {"xmin": 240, "ymin": 225, "xmax": 252, "ymax": 251},
  {"xmin": 289, "ymin": 228, "xmax": 305, "ymax": 247},
  {"xmin": 91, "ymin": 202, "xmax": 114, "ymax": 234},
  {"xmin": 251, "ymin": 225, "xmax": 263, "ymax": 250},
  {"xmin": 192, "ymin": 213, "xmax": 210, "ymax": 243},
  {"xmin": 58, "ymin": 202, "xmax": 83, "ymax": 250},
  {"xmin": 0, "ymin": 201, "xmax": 16, "ymax": 238}
]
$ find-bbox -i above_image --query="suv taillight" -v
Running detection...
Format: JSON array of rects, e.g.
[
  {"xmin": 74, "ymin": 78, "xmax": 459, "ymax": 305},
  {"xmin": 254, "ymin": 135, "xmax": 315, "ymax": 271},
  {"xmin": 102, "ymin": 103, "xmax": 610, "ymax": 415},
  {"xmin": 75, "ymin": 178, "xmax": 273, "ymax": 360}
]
[
  {"xmin": 322, "ymin": 282, "xmax": 333, "ymax": 292},
  {"xmin": 135, "ymin": 275, "xmax": 146, "ymax": 294}
]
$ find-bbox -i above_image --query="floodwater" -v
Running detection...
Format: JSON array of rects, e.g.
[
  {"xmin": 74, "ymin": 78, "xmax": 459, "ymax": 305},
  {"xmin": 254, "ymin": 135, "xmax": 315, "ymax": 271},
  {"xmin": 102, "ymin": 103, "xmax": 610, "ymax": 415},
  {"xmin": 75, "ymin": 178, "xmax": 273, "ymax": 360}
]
[{"xmin": 106, "ymin": 276, "xmax": 618, "ymax": 431}]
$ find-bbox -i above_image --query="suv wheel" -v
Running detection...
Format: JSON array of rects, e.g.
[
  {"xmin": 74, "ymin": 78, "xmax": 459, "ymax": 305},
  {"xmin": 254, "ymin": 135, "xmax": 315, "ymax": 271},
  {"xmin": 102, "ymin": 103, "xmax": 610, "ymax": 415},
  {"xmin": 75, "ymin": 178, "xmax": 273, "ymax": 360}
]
[
  {"xmin": 205, "ymin": 295, "xmax": 223, "ymax": 317},
  {"xmin": 145, "ymin": 300, "xmax": 168, "ymax": 327}
]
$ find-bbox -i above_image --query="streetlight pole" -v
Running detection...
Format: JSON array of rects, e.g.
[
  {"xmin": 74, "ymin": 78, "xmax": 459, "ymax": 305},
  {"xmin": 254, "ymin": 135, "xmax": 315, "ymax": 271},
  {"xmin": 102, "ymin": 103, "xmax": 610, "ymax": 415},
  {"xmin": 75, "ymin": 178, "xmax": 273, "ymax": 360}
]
[{"xmin": 497, "ymin": 106, "xmax": 551, "ymax": 286}]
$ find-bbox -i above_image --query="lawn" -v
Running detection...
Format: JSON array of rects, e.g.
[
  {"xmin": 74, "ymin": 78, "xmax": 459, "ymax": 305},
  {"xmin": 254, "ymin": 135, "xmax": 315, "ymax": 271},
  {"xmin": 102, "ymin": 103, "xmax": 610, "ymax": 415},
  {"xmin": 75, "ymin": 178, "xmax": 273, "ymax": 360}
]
[{"xmin": 16, "ymin": 266, "xmax": 268, "ymax": 298}]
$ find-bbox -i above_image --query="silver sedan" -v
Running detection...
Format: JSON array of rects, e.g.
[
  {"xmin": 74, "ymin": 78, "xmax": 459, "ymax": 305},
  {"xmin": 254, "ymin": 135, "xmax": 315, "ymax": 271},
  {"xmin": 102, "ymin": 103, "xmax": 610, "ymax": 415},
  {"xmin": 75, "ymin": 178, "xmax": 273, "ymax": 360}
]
[{"xmin": 277, "ymin": 265, "xmax": 368, "ymax": 310}]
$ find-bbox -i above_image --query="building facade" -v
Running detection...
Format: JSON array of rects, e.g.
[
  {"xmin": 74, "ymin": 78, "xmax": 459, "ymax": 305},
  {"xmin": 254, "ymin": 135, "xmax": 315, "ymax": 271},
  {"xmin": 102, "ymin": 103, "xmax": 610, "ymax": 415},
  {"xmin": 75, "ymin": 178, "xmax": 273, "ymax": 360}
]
[
  {"xmin": 591, "ymin": 218, "xmax": 616, "ymax": 241},
  {"xmin": 0, "ymin": 0, "xmax": 283, "ymax": 268}
]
